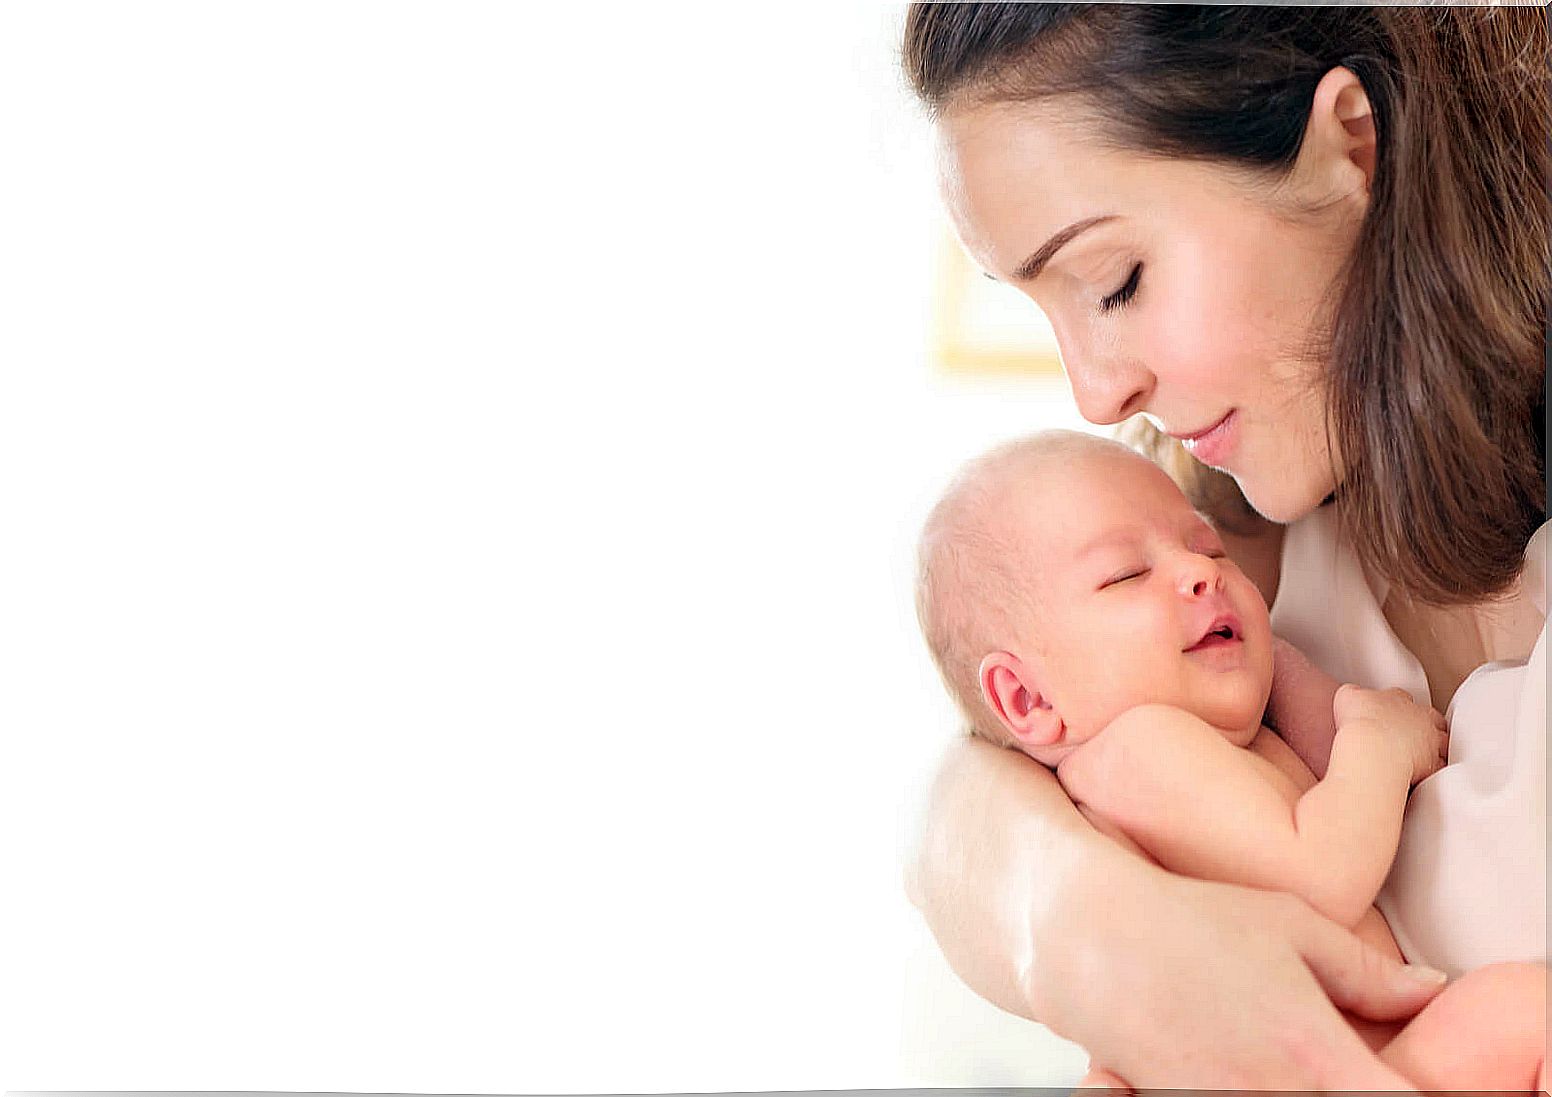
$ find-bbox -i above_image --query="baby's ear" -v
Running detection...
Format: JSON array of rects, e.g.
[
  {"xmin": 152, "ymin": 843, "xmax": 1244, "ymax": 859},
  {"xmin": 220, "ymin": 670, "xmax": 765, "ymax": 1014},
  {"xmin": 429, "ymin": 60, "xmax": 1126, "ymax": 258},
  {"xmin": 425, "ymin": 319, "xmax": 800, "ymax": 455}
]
[{"xmin": 979, "ymin": 652, "xmax": 1064, "ymax": 749}]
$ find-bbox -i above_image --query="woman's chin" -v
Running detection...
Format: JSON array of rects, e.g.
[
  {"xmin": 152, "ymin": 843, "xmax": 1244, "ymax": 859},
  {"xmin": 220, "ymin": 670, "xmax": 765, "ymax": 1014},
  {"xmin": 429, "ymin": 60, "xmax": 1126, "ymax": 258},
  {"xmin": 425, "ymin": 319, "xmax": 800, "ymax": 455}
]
[{"xmin": 1235, "ymin": 475, "xmax": 1338, "ymax": 525}]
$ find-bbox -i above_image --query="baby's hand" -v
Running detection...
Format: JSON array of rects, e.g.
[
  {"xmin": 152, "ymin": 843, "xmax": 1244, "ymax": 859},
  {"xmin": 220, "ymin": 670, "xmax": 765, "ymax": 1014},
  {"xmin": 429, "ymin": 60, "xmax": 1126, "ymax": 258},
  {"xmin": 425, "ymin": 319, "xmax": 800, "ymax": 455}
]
[{"xmin": 1333, "ymin": 684, "xmax": 1449, "ymax": 785}]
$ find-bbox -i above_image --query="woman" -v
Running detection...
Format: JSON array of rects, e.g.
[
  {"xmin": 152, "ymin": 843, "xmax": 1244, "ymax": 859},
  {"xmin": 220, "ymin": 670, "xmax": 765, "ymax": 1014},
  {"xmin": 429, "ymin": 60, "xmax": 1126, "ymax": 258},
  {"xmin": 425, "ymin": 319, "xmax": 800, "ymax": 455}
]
[{"xmin": 902, "ymin": 5, "xmax": 1547, "ymax": 1088}]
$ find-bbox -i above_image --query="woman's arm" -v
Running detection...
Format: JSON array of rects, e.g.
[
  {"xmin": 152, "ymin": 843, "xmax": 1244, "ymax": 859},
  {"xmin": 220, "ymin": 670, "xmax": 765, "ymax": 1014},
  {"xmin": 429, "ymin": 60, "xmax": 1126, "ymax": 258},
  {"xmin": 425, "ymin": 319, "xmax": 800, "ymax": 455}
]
[
  {"xmin": 905, "ymin": 735, "xmax": 1103, "ymax": 1020},
  {"xmin": 908, "ymin": 734, "xmax": 1449, "ymax": 1087},
  {"xmin": 1264, "ymin": 636, "xmax": 1342, "ymax": 777}
]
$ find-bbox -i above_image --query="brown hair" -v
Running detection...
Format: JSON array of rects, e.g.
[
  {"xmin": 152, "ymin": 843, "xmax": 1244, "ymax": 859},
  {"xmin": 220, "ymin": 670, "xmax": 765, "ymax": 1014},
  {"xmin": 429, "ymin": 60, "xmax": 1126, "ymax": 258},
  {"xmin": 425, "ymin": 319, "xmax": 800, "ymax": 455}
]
[{"xmin": 904, "ymin": 5, "xmax": 1548, "ymax": 605}]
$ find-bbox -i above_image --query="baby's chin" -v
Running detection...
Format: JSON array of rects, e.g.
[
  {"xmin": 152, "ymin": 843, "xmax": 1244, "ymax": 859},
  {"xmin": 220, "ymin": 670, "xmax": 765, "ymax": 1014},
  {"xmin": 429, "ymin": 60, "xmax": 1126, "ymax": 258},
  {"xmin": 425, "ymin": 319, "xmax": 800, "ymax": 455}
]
[
  {"xmin": 1198, "ymin": 680, "xmax": 1273, "ymax": 746},
  {"xmin": 1215, "ymin": 714, "xmax": 1265, "ymax": 748},
  {"xmin": 1222, "ymin": 695, "xmax": 1272, "ymax": 747}
]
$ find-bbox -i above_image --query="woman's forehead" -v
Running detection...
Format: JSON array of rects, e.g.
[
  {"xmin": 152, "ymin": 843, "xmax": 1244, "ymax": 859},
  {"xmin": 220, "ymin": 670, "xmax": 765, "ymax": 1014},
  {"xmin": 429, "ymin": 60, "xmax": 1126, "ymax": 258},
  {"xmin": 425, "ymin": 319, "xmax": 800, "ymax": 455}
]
[
  {"xmin": 936, "ymin": 102, "xmax": 1206, "ymax": 274},
  {"xmin": 931, "ymin": 104, "xmax": 1154, "ymax": 274},
  {"xmin": 936, "ymin": 103, "xmax": 1100, "ymax": 217}
]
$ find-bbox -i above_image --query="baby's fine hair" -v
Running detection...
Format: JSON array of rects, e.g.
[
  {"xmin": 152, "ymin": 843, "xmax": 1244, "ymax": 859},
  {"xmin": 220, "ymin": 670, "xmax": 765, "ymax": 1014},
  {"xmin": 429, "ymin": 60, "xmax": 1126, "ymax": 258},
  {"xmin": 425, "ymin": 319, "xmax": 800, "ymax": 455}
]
[{"xmin": 915, "ymin": 430, "xmax": 1140, "ymax": 746}]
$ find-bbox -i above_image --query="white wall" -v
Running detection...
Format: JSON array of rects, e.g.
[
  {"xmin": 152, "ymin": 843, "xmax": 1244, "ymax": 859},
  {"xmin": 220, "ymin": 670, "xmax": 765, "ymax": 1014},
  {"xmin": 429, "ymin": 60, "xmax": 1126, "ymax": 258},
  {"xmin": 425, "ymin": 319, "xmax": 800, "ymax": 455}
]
[{"xmin": 3, "ymin": 3, "xmax": 1101, "ymax": 1090}]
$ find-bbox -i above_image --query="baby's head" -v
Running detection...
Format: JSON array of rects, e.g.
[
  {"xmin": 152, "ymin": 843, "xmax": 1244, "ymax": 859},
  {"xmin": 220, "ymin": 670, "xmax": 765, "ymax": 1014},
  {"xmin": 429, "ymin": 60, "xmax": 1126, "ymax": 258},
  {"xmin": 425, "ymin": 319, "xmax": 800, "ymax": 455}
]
[{"xmin": 916, "ymin": 431, "xmax": 1274, "ymax": 763}]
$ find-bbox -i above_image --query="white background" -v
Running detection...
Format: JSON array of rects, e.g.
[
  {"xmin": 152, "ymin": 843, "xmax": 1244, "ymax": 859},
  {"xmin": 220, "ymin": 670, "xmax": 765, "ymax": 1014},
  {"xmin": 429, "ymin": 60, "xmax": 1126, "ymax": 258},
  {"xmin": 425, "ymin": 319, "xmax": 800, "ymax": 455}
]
[{"xmin": 2, "ymin": 3, "xmax": 1098, "ymax": 1090}]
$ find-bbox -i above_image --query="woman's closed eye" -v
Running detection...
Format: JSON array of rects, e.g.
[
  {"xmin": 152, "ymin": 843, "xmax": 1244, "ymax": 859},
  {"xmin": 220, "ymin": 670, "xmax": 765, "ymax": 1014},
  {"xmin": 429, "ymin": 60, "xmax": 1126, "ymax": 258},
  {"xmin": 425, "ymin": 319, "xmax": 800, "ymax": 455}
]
[{"xmin": 1098, "ymin": 262, "xmax": 1142, "ymax": 313}]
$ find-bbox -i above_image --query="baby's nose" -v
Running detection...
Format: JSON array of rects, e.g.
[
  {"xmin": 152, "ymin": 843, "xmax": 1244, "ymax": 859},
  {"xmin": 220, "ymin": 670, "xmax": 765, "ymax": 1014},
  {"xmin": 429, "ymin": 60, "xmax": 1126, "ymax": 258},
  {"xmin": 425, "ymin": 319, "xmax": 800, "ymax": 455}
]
[{"xmin": 1179, "ymin": 561, "xmax": 1222, "ymax": 598}]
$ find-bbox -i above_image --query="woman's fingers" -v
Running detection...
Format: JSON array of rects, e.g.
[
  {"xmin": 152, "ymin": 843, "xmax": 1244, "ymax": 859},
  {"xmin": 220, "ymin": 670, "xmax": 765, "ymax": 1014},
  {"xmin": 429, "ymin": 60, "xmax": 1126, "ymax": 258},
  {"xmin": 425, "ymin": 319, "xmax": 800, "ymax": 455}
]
[
  {"xmin": 1073, "ymin": 1064, "xmax": 1134, "ymax": 1092},
  {"xmin": 1273, "ymin": 893, "xmax": 1439, "ymax": 1091},
  {"xmin": 1310, "ymin": 1042, "xmax": 1425, "ymax": 1092},
  {"xmin": 1290, "ymin": 896, "xmax": 1448, "ymax": 1021},
  {"xmin": 1222, "ymin": 893, "xmax": 1427, "ymax": 1092},
  {"xmin": 1042, "ymin": 873, "xmax": 1428, "ymax": 1089}
]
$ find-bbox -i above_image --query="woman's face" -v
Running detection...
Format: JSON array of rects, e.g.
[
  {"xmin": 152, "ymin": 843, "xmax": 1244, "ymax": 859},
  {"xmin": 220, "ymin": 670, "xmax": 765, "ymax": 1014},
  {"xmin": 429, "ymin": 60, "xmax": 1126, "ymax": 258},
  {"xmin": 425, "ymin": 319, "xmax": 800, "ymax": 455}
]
[{"xmin": 937, "ymin": 100, "xmax": 1366, "ymax": 523}]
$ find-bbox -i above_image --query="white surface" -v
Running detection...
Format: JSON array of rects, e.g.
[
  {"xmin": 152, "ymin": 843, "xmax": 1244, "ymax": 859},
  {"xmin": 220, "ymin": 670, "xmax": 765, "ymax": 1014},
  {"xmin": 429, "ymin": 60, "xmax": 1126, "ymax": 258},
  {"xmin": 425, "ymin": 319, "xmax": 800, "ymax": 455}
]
[{"xmin": 1, "ymin": 2, "xmax": 1096, "ymax": 1090}]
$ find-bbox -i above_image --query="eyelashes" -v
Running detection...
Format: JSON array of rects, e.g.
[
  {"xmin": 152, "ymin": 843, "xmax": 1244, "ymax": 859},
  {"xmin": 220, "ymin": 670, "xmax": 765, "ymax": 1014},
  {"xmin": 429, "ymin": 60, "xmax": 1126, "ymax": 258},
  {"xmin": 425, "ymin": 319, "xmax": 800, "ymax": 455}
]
[
  {"xmin": 1100, "ymin": 548, "xmax": 1225, "ymax": 589},
  {"xmin": 1099, "ymin": 262, "xmax": 1143, "ymax": 313}
]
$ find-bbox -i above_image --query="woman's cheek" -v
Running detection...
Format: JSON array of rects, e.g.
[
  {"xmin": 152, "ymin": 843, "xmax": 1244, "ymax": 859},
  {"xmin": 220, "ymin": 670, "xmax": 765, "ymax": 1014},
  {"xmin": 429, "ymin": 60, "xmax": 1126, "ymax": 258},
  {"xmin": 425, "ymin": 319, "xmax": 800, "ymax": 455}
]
[{"xmin": 1147, "ymin": 278, "xmax": 1237, "ymax": 394}]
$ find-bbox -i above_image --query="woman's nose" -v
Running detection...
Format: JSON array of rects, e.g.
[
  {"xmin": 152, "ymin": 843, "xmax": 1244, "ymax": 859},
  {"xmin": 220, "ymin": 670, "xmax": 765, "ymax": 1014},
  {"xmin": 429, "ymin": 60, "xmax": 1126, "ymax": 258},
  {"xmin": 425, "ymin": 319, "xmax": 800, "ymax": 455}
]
[{"xmin": 1060, "ymin": 342, "xmax": 1153, "ymax": 426}]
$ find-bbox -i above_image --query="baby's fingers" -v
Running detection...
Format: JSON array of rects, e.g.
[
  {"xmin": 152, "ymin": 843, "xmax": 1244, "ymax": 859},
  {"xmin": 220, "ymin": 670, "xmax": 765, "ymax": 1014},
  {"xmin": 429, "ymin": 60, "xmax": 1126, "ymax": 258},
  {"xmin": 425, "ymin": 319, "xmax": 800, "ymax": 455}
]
[
  {"xmin": 1331, "ymin": 682, "xmax": 1365, "ymax": 725},
  {"xmin": 1427, "ymin": 708, "xmax": 1450, "ymax": 765}
]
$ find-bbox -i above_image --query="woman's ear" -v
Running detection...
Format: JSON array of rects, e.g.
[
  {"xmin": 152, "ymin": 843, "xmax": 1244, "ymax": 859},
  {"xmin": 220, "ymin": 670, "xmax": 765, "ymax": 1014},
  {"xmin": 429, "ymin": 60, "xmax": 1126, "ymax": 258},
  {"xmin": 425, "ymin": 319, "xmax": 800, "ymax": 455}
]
[
  {"xmin": 1292, "ymin": 66, "xmax": 1376, "ymax": 208},
  {"xmin": 979, "ymin": 651, "xmax": 1064, "ymax": 750}
]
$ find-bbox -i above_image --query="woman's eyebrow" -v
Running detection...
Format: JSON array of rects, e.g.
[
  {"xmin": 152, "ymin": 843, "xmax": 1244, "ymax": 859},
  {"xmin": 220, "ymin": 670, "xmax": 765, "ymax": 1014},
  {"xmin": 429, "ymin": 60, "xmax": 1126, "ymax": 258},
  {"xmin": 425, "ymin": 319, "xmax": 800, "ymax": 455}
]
[{"xmin": 1010, "ymin": 215, "xmax": 1117, "ymax": 283}]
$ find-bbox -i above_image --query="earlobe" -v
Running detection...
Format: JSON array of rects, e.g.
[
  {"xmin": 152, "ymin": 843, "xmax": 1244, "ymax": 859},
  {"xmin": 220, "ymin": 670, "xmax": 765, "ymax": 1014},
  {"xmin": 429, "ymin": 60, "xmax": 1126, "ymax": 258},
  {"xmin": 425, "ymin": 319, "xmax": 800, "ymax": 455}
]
[{"xmin": 978, "ymin": 652, "xmax": 1065, "ymax": 749}]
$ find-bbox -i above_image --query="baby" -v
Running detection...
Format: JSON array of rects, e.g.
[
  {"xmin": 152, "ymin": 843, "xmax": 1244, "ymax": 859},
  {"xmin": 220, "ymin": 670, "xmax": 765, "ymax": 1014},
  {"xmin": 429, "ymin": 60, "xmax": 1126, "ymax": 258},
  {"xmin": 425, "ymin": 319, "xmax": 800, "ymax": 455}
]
[{"xmin": 915, "ymin": 430, "xmax": 1546, "ymax": 1090}]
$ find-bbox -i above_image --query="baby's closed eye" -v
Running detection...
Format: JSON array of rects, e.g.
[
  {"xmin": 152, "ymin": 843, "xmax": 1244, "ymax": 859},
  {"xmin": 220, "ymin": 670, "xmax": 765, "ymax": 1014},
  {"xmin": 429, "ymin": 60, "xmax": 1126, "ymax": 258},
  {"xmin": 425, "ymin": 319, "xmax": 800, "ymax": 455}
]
[{"xmin": 1101, "ymin": 567, "xmax": 1150, "ymax": 589}]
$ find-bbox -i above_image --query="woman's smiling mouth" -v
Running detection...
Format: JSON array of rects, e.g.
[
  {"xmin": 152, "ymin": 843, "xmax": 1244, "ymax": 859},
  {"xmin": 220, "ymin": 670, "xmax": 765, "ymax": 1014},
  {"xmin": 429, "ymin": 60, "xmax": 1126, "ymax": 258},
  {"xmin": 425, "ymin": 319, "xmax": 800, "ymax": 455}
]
[{"xmin": 1170, "ymin": 411, "xmax": 1237, "ymax": 467}]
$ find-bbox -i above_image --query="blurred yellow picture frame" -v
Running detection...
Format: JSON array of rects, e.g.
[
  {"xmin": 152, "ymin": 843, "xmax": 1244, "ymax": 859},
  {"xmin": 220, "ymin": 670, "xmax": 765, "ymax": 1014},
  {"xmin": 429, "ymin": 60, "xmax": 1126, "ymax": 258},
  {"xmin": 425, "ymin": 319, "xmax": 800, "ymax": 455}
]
[{"xmin": 932, "ymin": 225, "xmax": 1065, "ymax": 377}]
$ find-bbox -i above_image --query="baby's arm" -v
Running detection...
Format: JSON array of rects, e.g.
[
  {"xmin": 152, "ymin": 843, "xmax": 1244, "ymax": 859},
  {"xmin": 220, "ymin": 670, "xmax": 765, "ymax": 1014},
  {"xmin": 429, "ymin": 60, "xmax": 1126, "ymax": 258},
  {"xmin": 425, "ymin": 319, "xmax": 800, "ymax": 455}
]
[{"xmin": 1057, "ymin": 691, "xmax": 1447, "ymax": 928}]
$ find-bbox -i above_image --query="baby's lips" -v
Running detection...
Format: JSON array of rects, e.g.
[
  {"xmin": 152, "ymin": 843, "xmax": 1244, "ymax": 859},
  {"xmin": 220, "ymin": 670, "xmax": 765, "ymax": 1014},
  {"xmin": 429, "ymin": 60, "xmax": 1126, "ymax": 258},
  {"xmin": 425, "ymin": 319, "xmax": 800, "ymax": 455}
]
[{"xmin": 1183, "ymin": 609, "xmax": 1242, "ymax": 650}]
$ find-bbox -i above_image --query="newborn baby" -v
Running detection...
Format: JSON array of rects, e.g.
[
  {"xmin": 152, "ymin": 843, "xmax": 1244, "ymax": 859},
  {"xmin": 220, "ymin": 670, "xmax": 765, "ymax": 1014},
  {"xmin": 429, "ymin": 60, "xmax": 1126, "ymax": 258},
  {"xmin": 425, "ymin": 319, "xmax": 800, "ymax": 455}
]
[{"xmin": 915, "ymin": 430, "xmax": 1546, "ymax": 1090}]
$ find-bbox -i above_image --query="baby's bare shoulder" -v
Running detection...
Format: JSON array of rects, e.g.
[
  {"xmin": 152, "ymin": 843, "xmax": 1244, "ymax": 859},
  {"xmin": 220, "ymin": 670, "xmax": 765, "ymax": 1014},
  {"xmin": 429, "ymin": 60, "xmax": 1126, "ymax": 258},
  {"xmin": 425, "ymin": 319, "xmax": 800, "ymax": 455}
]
[
  {"xmin": 1061, "ymin": 706, "xmax": 1258, "ymax": 828},
  {"xmin": 1064, "ymin": 704, "xmax": 1220, "ymax": 789}
]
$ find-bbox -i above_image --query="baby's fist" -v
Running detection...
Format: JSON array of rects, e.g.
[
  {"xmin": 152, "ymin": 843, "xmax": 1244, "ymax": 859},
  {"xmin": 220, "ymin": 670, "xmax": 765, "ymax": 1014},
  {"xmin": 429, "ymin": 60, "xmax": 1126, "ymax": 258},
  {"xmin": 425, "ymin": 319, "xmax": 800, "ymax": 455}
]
[{"xmin": 1333, "ymin": 684, "xmax": 1449, "ymax": 785}]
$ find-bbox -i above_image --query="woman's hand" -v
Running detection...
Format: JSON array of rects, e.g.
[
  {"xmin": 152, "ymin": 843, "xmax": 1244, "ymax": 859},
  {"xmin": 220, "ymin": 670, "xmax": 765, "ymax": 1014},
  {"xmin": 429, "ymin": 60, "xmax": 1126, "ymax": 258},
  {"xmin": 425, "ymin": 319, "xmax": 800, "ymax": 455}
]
[
  {"xmin": 910, "ymin": 736, "xmax": 1447, "ymax": 1089},
  {"xmin": 1043, "ymin": 865, "xmax": 1445, "ymax": 1089},
  {"xmin": 1074, "ymin": 1064, "xmax": 1132, "ymax": 1092}
]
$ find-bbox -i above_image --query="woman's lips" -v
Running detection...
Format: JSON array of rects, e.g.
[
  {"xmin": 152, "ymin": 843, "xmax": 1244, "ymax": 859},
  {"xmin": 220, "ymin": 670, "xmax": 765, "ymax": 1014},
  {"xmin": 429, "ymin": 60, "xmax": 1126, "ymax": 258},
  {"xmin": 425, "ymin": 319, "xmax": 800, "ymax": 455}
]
[{"xmin": 1171, "ymin": 411, "xmax": 1237, "ymax": 468}]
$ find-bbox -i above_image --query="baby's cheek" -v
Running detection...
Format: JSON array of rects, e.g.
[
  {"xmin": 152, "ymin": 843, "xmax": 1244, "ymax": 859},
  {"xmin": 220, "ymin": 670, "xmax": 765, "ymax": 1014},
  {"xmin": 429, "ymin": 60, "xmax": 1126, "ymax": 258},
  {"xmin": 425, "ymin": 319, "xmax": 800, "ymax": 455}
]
[
  {"xmin": 1078, "ymin": 645, "xmax": 1176, "ymax": 728},
  {"xmin": 1121, "ymin": 658, "xmax": 1190, "ymax": 715}
]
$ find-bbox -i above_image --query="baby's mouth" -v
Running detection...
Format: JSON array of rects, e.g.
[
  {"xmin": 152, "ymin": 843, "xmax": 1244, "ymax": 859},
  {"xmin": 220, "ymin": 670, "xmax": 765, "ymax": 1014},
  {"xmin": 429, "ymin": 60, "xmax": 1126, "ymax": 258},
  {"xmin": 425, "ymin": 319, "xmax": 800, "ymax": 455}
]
[{"xmin": 1185, "ymin": 620, "xmax": 1240, "ymax": 652}]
